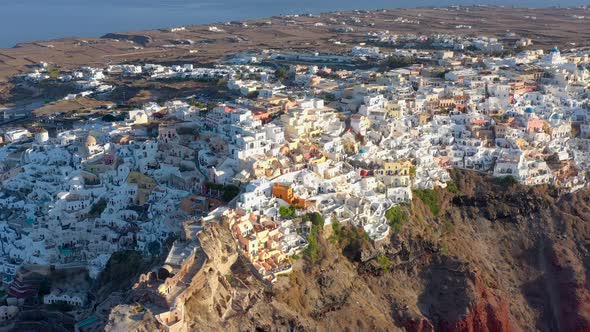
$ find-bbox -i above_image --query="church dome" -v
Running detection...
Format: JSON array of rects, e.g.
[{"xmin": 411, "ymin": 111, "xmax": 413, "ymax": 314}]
[
  {"xmin": 524, "ymin": 107, "xmax": 535, "ymax": 114},
  {"xmin": 550, "ymin": 46, "xmax": 560, "ymax": 54},
  {"xmin": 84, "ymin": 135, "xmax": 97, "ymax": 147}
]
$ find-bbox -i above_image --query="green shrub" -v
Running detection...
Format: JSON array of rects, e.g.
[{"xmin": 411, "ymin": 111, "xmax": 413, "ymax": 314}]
[
  {"xmin": 206, "ymin": 182, "xmax": 240, "ymax": 202},
  {"xmin": 329, "ymin": 217, "xmax": 343, "ymax": 244},
  {"xmin": 322, "ymin": 93, "xmax": 336, "ymax": 102},
  {"xmin": 187, "ymin": 98, "xmax": 206, "ymax": 108},
  {"xmin": 176, "ymin": 127, "xmax": 198, "ymax": 135},
  {"xmin": 222, "ymin": 185, "xmax": 240, "ymax": 202},
  {"xmin": 385, "ymin": 205, "xmax": 409, "ymax": 233},
  {"xmin": 446, "ymin": 180, "xmax": 460, "ymax": 194},
  {"xmin": 443, "ymin": 218, "xmax": 454, "ymax": 235},
  {"xmin": 47, "ymin": 302, "xmax": 74, "ymax": 312},
  {"xmin": 147, "ymin": 241, "xmax": 161, "ymax": 256},
  {"xmin": 88, "ymin": 198, "xmax": 107, "ymax": 218},
  {"xmin": 495, "ymin": 175, "xmax": 519, "ymax": 187},
  {"xmin": 99, "ymin": 250, "xmax": 142, "ymax": 286},
  {"xmin": 309, "ymin": 212, "xmax": 325, "ymax": 228},
  {"xmin": 304, "ymin": 224, "xmax": 321, "ymax": 264},
  {"xmin": 376, "ymin": 254, "xmax": 392, "ymax": 273},
  {"xmin": 279, "ymin": 206, "xmax": 296, "ymax": 218},
  {"xmin": 39, "ymin": 279, "xmax": 51, "ymax": 296},
  {"xmin": 303, "ymin": 212, "xmax": 327, "ymax": 263},
  {"xmin": 384, "ymin": 55, "xmax": 416, "ymax": 69},
  {"xmin": 413, "ymin": 189, "xmax": 440, "ymax": 216},
  {"xmin": 225, "ymin": 273, "xmax": 233, "ymax": 284},
  {"xmin": 102, "ymin": 113, "xmax": 125, "ymax": 122},
  {"xmin": 84, "ymin": 177, "xmax": 100, "ymax": 186},
  {"xmin": 275, "ymin": 68, "xmax": 289, "ymax": 80},
  {"xmin": 409, "ymin": 166, "xmax": 416, "ymax": 178},
  {"xmin": 46, "ymin": 68, "xmax": 60, "ymax": 79},
  {"xmin": 328, "ymin": 218, "xmax": 371, "ymax": 258}
]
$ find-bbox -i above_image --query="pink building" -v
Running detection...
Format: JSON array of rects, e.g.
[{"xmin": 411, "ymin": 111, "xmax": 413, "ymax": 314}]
[{"xmin": 527, "ymin": 118, "xmax": 545, "ymax": 133}]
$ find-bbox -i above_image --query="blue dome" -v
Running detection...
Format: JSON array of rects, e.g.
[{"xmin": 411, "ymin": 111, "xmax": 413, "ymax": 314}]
[
  {"xmin": 550, "ymin": 46, "xmax": 560, "ymax": 53},
  {"xmin": 524, "ymin": 107, "xmax": 535, "ymax": 114},
  {"xmin": 551, "ymin": 113, "xmax": 563, "ymax": 120},
  {"xmin": 359, "ymin": 149, "xmax": 366, "ymax": 154}
]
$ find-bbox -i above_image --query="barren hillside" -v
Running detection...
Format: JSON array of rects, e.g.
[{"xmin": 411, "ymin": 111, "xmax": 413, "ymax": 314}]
[{"xmin": 174, "ymin": 170, "xmax": 590, "ymax": 331}]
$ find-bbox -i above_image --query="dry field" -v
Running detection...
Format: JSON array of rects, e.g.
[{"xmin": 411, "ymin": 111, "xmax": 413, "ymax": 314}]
[
  {"xmin": 33, "ymin": 97, "xmax": 110, "ymax": 116},
  {"xmin": 0, "ymin": 6, "xmax": 589, "ymax": 97}
]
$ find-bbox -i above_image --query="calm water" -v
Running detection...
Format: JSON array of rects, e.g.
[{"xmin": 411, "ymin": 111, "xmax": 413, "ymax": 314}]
[{"xmin": 0, "ymin": 0, "xmax": 587, "ymax": 47}]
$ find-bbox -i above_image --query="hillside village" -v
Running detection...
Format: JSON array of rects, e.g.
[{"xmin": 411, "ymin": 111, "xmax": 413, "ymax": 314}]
[{"xmin": 0, "ymin": 28, "xmax": 590, "ymax": 330}]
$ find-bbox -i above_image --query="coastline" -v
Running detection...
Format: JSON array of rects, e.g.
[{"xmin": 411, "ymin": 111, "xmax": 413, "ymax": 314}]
[
  {"xmin": 1, "ymin": 5, "xmax": 590, "ymax": 102},
  {"xmin": 2, "ymin": 2, "xmax": 586, "ymax": 48}
]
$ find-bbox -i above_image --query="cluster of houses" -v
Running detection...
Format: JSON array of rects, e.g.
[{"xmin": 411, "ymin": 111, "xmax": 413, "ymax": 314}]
[
  {"xmin": 20, "ymin": 63, "xmax": 114, "ymax": 100},
  {"xmin": 227, "ymin": 209, "xmax": 306, "ymax": 282},
  {"xmin": 366, "ymin": 31, "xmax": 532, "ymax": 53},
  {"xmin": 1, "ymin": 31, "xmax": 590, "ymax": 326}
]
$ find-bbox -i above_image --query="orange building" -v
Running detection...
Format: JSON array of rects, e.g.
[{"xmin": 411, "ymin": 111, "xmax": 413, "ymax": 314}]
[
  {"xmin": 253, "ymin": 111, "xmax": 272, "ymax": 124},
  {"xmin": 271, "ymin": 183, "xmax": 307, "ymax": 209}
]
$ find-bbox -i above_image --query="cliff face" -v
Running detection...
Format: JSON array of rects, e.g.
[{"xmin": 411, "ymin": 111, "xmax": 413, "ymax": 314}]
[
  {"xmin": 544, "ymin": 242, "xmax": 590, "ymax": 332},
  {"xmin": 175, "ymin": 171, "xmax": 590, "ymax": 332},
  {"xmin": 441, "ymin": 274, "xmax": 512, "ymax": 332},
  {"xmin": 407, "ymin": 258, "xmax": 512, "ymax": 332}
]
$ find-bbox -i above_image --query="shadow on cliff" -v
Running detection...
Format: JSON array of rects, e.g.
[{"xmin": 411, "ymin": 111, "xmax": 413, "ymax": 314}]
[{"xmin": 417, "ymin": 256, "xmax": 471, "ymax": 329}]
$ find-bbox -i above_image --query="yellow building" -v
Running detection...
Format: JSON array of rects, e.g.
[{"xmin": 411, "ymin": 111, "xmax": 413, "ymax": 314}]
[
  {"xmin": 515, "ymin": 138, "xmax": 529, "ymax": 150},
  {"xmin": 309, "ymin": 155, "xmax": 326, "ymax": 164},
  {"xmin": 376, "ymin": 160, "xmax": 412, "ymax": 177},
  {"xmin": 127, "ymin": 171, "xmax": 157, "ymax": 205},
  {"xmin": 386, "ymin": 103, "xmax": 403, "ymax": 119},
  {"xmin": 418, "ymin": 112, "xmax": 431, "ymax": 125}
]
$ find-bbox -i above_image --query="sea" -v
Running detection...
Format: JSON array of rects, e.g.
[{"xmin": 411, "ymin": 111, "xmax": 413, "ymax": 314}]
[{"xmin": 0, "ymin": 0, "xmax": 587, "ymax": 48}]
